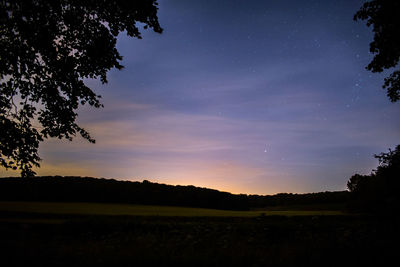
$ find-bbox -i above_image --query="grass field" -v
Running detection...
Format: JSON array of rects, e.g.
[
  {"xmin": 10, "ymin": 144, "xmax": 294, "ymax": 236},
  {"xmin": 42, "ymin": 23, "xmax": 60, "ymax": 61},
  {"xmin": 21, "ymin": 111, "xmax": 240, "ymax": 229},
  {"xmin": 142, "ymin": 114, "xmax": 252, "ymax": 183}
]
[
  {"xmin": 0, "ymin": 201, "xmax": 397, "ymax": 266},
  {"xmin": 0, "ymin": 201, "xmax": 346, "ymax": 218}
]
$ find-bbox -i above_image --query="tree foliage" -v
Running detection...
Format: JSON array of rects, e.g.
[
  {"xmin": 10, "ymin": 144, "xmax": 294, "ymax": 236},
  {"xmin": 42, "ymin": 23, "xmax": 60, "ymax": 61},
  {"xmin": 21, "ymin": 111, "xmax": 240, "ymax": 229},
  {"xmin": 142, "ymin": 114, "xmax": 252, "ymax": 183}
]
[
  {"xmin": 0, "ymin": 176, "xmax": 350, "ymax": 210},
  {"xmin": 0, "ymin": 0, "xmax": 162, "ymax": 176},
  {"xmin": 347, "ymin": 145, "xmax": 400, "ymax": 212},
  {"xmin": 354, "ymin": 0, "xmax": 400, "ymax": 102}
]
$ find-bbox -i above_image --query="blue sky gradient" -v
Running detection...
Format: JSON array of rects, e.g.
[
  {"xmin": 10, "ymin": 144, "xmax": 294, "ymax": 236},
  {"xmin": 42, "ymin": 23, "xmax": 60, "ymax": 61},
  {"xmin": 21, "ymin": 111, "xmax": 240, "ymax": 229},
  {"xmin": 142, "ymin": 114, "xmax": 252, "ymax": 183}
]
[{"xmin": 2, "ymin": 0, "xmax": 399, "ymax": 194}]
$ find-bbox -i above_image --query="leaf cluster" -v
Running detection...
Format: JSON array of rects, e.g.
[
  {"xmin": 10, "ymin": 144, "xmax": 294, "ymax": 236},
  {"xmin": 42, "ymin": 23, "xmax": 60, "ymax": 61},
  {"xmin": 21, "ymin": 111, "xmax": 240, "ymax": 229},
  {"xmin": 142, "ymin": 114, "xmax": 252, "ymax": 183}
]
[
  {"xmin": 354, "ymin": 0, "xmax": 400, "ymax": 102},
  {"xmin": 0, "ymin": 0, "xmax": 162, "ymax": 176}
]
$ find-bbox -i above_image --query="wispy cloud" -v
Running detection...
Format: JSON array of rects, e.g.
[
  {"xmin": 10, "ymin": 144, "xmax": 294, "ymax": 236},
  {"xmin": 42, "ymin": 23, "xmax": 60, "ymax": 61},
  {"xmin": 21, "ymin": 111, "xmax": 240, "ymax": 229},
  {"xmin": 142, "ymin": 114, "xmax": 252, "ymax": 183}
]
[
  {"xmin": 15, "ymin": 96, "xmax": 392, "ymax": 194},
  {"xmin": 3, "ymin": 0, "xmax": 399, "ymax": 195}
]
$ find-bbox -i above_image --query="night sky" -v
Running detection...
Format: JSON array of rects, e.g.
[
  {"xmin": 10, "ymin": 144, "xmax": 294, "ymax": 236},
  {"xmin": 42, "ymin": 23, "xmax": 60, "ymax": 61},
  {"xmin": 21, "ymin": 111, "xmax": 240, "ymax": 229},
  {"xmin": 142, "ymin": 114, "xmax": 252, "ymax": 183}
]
[{"xmin": 2, "ymin": 0, "xmax": 399, "ymax": 194}]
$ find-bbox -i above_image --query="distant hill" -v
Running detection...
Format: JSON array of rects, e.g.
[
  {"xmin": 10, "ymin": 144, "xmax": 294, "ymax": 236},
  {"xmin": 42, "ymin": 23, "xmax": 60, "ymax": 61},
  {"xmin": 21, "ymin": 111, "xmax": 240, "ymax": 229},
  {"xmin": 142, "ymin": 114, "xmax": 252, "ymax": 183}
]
[{"xmin": 0, "ymin": 176, "xmax": 349, "ymax": 211}]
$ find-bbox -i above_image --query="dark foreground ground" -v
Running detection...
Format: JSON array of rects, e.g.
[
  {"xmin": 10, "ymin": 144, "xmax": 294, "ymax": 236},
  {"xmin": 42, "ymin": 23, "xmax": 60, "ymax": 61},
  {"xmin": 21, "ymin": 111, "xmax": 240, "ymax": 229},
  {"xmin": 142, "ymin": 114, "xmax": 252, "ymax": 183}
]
[{"xmin": 0, "ymin": 212, "xmax": 398, "ymax": 267}]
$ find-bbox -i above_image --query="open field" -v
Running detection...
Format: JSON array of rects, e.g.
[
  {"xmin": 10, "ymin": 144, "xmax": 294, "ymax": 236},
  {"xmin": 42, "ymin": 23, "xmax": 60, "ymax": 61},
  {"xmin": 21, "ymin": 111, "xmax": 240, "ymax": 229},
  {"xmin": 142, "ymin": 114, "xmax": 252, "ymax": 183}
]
[
  {"xmin": 0, "ymin": 201, "xmax": 398, "ymax": 266},
  {"xmin": 0, "ymin": 201, "xmax": 346, "ymax": 218}
]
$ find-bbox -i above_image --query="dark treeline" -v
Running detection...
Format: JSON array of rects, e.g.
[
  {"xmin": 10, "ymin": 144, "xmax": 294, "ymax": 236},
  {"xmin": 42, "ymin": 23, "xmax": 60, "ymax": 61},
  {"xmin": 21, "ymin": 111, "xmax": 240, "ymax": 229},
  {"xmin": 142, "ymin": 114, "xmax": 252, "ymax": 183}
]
[
  {"xmin": 247, "ymin": 191, "xmax": 350, "ymax": 209},
  {"xmin": 0, "ymin": 176, "xmax": 247, "ymax": 210},
  {"xmin": 0, "ymin": 176, "xmax": 350, "ymax": 211}
]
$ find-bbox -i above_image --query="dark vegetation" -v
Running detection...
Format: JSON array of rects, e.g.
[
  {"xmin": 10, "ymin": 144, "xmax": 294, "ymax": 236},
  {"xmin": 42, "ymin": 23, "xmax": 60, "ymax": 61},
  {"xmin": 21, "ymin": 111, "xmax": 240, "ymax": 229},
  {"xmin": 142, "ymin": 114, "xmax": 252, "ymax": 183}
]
[
  {"xmin": 0, "ymin": 176, "xmax": 350, "ymax": 211},
  {"xmin": 354, "ymin": 0, "xmax": 400, "ymax": 102},
  {"xmin": 0, "ymin": 176, "xmax": 248, "ymax": 210},
  {"xmin": 0, "ymin": 213, "xmax": 398, "ymax": 266},
  {"xmin": 347, "ymin": 145, "xmax": 400, "ymax": 213},
  {"xmin": 0, "ymin": 0, "xmax": 162, "ymax": 176}
]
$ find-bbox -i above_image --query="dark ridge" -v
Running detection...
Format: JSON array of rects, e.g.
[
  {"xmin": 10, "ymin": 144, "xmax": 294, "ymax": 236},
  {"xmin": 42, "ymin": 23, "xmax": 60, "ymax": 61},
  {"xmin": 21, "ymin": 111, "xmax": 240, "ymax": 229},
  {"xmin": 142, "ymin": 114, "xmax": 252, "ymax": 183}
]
[
  {"xmin": 0, "ymin": 176, "xmax": 350, "ymax": 211},
  {"xmin": 0, "ymin": 176, "xmax": 249, "ymax": 210}
]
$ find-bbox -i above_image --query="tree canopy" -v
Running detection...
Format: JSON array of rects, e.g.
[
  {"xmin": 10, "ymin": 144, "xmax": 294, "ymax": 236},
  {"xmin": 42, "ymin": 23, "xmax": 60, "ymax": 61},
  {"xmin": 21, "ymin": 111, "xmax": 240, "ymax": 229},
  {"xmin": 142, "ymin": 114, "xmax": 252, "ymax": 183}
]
[
  {"xmin": 347, "ymin": 145, "xmax": 400, "ymax": 212},
  {"xmin": 354, "ymin": 0, "xmax": 400, "ymax": 102},
  {"xmin": 0, "ymin": 0, "xmax": 162, "ymax": 177},
  {"xmin": 0, "ymin": 176, "xmax": 350, "ymax": 210}
]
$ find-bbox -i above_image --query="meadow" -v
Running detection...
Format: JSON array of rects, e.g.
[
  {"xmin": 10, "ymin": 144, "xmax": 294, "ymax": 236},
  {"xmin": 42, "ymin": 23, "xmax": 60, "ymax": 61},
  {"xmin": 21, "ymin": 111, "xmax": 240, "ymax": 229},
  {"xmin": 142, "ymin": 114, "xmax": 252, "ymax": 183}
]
[
  {"xmin": 0, "ymin": 201, "xmax": 397, "ymax": 266},
  {"xmin": 0, "ymin": 201, "xmax": 345, "ymax": 218}
]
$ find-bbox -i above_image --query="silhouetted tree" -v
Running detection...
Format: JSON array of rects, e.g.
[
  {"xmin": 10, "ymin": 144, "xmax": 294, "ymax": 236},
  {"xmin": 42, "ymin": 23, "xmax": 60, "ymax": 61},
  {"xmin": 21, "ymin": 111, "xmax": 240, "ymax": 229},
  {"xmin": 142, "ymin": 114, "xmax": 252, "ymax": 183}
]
[
  {"xmin": 347, "ymin": 145, "xmax": 400, "ymax": 212},
  {"xmin": 354, "ymin": 0, "xmax": 400, "ymax": 102},
  {"xmin": 375, "ymin": 145, "xmax": 400, "ymax": 170},
  {"xmin": 0, "ymin": 0, "xmax": 162, "ymax": 176},
  {"xmin": 347, "ymin": 173, "xmax": 371, "ymax": 193}
]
